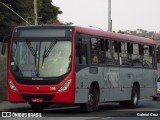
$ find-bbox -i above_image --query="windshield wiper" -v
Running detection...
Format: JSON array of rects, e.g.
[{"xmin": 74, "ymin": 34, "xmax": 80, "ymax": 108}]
[
  {"xmin": 35, "ymin": 45, "xmax": 38, "ymax": 66},
  {"xmin": 26, "ymin": 40, "xmax": 36, "ymax": 56},
  {"xmin": 26, "ymin": 40, "xmax": 37, "ymax": 66},
  {"xmin": 42, "ymin": 39, "xmax": 57, "ymax": 66}
]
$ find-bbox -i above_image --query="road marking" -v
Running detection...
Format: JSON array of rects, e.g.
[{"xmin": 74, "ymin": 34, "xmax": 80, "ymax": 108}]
[{"xmin": 102, "ymin": 117, "xmax": 113, "ymax": 120}]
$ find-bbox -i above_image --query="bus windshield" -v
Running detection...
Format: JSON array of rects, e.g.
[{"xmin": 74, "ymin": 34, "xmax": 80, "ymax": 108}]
[{"xmin": 11, "ymin": 39, "xmax": 72, "ymax": 78}]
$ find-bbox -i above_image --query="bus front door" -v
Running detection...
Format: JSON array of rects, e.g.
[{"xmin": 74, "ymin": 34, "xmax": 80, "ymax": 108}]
[{"xmin": 0, "ymin": 42, "xmax": 8, "ymax": 100}]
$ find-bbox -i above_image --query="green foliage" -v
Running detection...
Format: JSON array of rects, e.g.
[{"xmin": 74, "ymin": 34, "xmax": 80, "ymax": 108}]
[
  {"xmin": 0, "ymin": 0, "xmax": 62, "ymax": 35},
  {"xmin": 39, "ymin": 0, "xmax": 62, "ymax": 24}
]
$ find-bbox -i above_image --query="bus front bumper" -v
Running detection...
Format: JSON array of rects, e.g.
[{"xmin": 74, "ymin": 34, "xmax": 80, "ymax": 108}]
[{"xmin": 9, "ymin": 90, "xmax": 75, "ymax": 104}]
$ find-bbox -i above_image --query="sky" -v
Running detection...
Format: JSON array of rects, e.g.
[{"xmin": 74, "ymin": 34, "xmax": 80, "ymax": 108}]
[{"xmin": 53, "ymin": 0, "xmax": 160, "ymax": 32}]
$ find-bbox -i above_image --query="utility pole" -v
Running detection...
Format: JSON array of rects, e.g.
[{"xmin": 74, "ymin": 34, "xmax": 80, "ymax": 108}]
[
  {"xmin": 108, "ymin": 0, "xmax": 112, "ymax": 32},
  {"xmin": 34, "ymin": 0, "xmax": 38, "ymax": 25}
]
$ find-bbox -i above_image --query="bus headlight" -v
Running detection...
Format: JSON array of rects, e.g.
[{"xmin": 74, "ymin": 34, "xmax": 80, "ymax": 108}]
[
  {"xmin": 9, "ymin": 80, "xmax": 18, "ymax": 91},
  {"xmin": 58, "ymin": 79, "xmax": 72, "ymax": 92}
]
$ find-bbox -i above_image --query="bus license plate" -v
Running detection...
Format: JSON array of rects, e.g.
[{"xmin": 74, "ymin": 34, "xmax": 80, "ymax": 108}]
[{"xmin": 32, "ymin": 98, "xmax": 43, "ymax": 102}]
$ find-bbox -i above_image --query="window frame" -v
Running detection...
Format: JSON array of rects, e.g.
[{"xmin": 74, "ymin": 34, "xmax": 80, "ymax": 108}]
[
  {"xmin": 90, "ymin": 37, "xmax": 105, "ymax": 65},
  {"xmin": 75, "ymin": 32, "xmax": 156, "ymax": 69}
]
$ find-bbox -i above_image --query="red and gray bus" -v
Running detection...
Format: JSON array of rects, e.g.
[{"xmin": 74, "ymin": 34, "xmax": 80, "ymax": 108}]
[{"xmin": 0, "ymin": 25, "xmax": 157, "ymax": 112}]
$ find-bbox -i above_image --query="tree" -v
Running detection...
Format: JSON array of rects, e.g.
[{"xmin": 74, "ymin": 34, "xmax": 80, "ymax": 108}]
[
  {"xmin": 39, "ymin": 0, "xmax": 62, "ymax": 24},
  {"xmin": 0, "ymin": 0, "xmax": 62, "ymax": 35},
  {"xmin": 0, "ymin": 0, "xmax": 22, "ymax": 34}
]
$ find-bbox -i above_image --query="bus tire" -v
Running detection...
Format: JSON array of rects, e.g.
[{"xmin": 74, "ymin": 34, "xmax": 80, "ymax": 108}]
[
  {"xmin": 80, "ymin": 86, "xmax": 98, "ymax": 112},
  {"xmin": 119, "ymin": 101, "xmax": 127, "ymax": 108},
  {"xmin": 30, "ymin": 104, "xmax": 44, "ymax": 112},
  {"xmin": 128, "ymin": 86, "xmax": 139, "ymax": 108},
  {"xmin": 152, "ymin": 96, "xmax": 157, "ymax": 101}
]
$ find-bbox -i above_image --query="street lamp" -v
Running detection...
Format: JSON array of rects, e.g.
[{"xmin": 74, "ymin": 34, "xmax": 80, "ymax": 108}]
[{"xmin": 0, "ymin": 2, "xmax": 30, "ymax": 25}]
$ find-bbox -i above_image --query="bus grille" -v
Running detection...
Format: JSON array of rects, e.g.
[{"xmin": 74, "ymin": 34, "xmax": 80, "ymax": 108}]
[{"xmin": 20, "ymin": 94, "xmax": 54, "ymax": 102}]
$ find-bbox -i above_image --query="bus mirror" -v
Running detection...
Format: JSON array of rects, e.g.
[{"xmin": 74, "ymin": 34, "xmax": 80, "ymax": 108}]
[
  {"xmin": 1, "ymin": 43, "xmax": 6, "ymax": 55},
  {"xmin": 1, "ymin": 35, "xmax": 10, "ymax": 55}
]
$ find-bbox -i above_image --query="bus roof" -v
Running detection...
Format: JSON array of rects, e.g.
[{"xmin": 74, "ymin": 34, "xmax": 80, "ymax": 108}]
[
  {"xmin": 15, "ymin": 25, "xmax": 155, "ymax": 45},
  {"xmin": 74, "ymin": 26, "xmax": 156, "ymax": 45}
]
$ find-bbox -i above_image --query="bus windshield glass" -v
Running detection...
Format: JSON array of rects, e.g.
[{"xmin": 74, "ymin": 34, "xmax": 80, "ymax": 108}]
[{"xmin": 11, "ymin": 38, "xmax": 72, "ymax": 78}]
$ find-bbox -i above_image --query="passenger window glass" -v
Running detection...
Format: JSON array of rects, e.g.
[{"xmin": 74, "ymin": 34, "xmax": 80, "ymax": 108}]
[
  {"xmin": 143, "ymin": 45, "xmax": 153, "ymax": 68},
  {"xmin": 119, "ymin": 42, "xmax": 131, "ymax": 65},
  {"xmin": 151, "ymin": 46, "xmax": 156, "ymax": 68},
  {"xmin": 76, "ymin": 37, "xmax": 87, "ymax": 65},
  {"xmin": 91, "ymin": 38, "xmax": 105, "ymax": 64},
  {"xmin": 91, "ymin": 38, "xmax": 101, "ymax": 50},
  {"xmin": 131, "ymin": 43, "xmax": 142, "ymax": 67},
  {"xmin": 105, "ymin": 40, "xmax": 119, "ymax": 65}
]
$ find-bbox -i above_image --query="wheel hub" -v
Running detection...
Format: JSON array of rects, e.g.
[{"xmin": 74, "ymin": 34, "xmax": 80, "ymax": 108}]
[{"xmin": 88, "ymin": 93, "xmax": 94, "ymax": 106}]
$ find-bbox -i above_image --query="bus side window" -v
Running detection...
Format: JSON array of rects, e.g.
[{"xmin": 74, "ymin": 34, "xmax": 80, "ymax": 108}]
[
  {"xmin": 105, "ymin": 40, "xmax": 119, "ymax": 65},
  {"xmin": 119, "ymin": 42, "xmax": 131, "ymax": 66},
  {"xmin": 113, "ymin": 41, "xmax": 119, "ymax": 65},
  {"xmin": 139, "ymin": 44, "xmax": 144, "ymax": 55},
  {"xmin": 151, "ymin": 45, "xmax": 156, "ymax": 68},
  {"xmin": 105, "ymin": 40, "xmax": 112, "ymax": 64},
  {"xmin": 76, "ymin": 38, "xmax": 87, "ymax": 65},
  {"xmin": 114, "ymin": 41, "xmax": 119, "ymax": 53},
  {"xmin": 143, "ymin": 45, "xmax": 153, "ymax": 68},
  {"xmin": 90, "ymin": 38, "xmax": 105, "ymax": 64},
  {"xmin": 128, "ymin": 43, "xmax": 133, "ymax": 54},
  {"xmin": 131, "ymin": 43, "xmax": 143, "ymax": 67}
]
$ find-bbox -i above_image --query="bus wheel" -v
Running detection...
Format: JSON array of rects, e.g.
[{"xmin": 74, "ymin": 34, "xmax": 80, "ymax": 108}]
[
  {"xmin": 80, "ymin": 86, "xmax": 98, "ymax": 112},
  {"xmin": 152, "ymin": 96, "xmax": 157, "ymax": 101},
  {"xmin": 30, "ymin": 104, "xmax": 44, "ymax": 112},
  {"xmin": 128, "ymin": 86, "xmax": 139, "ymax": 108},
  {"xmin": 119, "ymin": 101, "xmax": 127, "ymax": 108}
]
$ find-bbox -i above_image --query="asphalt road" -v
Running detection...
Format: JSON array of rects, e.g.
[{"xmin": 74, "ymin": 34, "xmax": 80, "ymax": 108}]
[{"xmin": 0, "ymin": 97, "xmax": 160, "ymax": 120}]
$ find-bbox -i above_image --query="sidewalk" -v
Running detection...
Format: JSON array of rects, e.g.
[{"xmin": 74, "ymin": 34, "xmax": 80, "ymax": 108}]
[{"xmin": 0, "ymin": 101, "xmax": 30, "ymax": 112}]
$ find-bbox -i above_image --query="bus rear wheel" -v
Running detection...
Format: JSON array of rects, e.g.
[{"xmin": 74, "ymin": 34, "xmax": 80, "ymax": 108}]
[
  {"xmin": 120, "ymin": 86, "xmax": 139, "ymax": 108},
  {"xmin": 128, "ymin": 86, "xmax": 139, "ymax": 108},
  {"xmin": 80, "ymin": 86, "xmax": 98, "ymax": 112}
]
